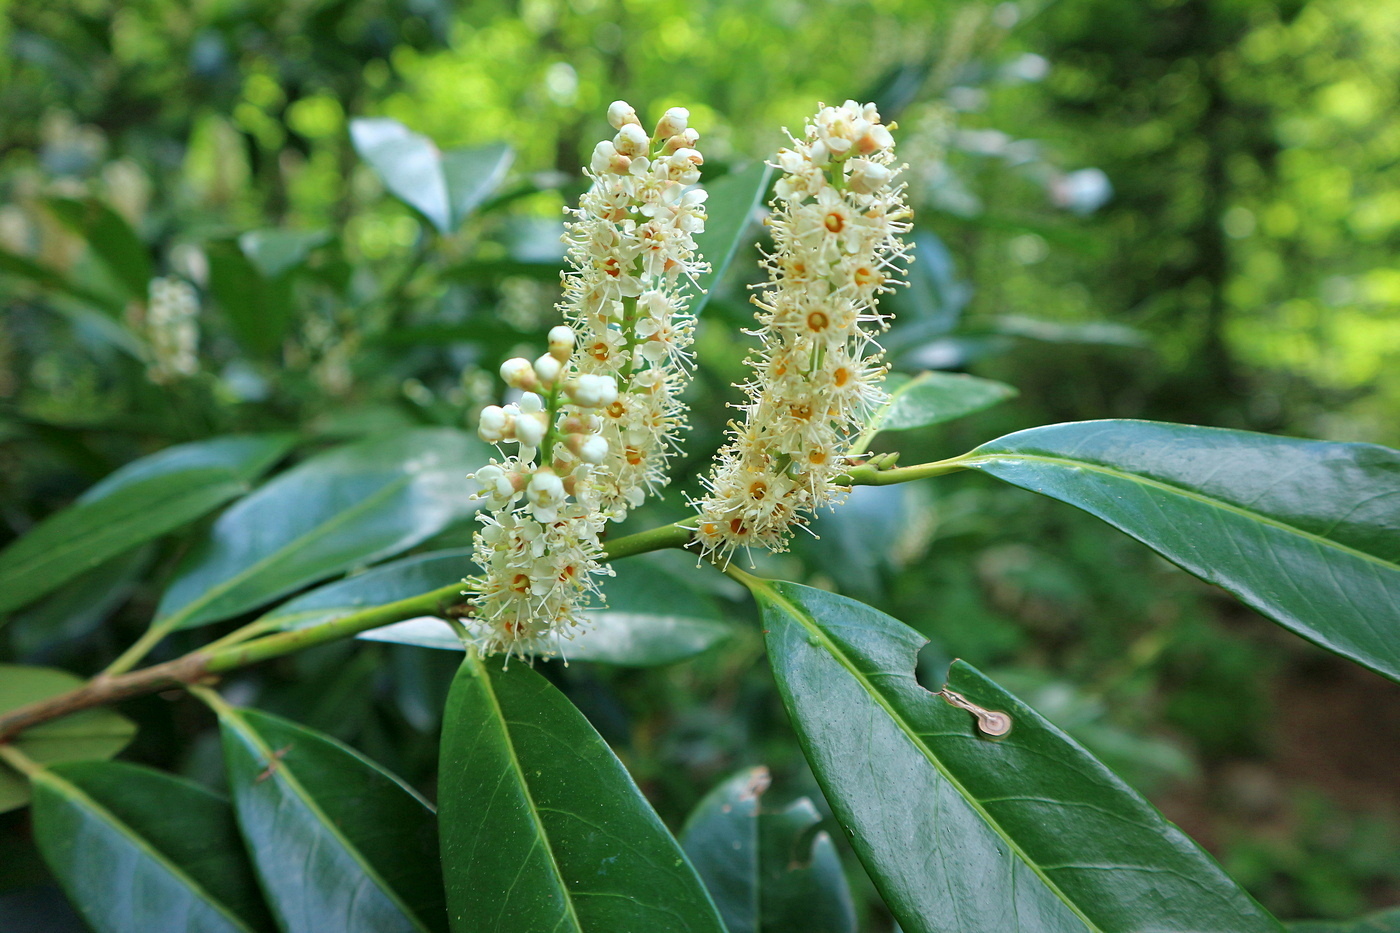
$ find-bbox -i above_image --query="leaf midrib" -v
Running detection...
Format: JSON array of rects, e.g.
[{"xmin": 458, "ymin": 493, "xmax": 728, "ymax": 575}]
[
  {"xmin": 757, "ymin": 581, "xmax": 1102, "ymax": 933},
  {"xmin": 474, "ymin": 656, "xmax": 585, "ymax": 933},
  {"xmin": 219, "ymin": 706, "xmax": 431, "ymax": 933},
  {"xmin": 35, "ymin": 770, "xmax": 257, "ymax": 933},
  {"xmin": 162, "ymin": 470, "xmax": 416, "ymax": 630},
  {"xmin": 964, "ymin": 451, "xmax": 1400, "ymax": 575}
]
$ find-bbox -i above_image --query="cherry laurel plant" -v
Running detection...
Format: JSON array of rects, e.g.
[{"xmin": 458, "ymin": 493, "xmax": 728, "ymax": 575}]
[{"xmin": 0, "ymin": 98, "xmax": 1397, "ymax": 933}]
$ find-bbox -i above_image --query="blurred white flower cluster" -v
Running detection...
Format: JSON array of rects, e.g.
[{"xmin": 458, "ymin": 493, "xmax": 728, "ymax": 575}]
[
  {"xmin": 144, "ymin": 276, "xmax": 200, "ymax": 384},
  {"xmin": 467, "ymin": 101, "xmax": 708, "ymax": 656},
  {"xmin": 562, "ymin": 100, "xmax": 708, "ymax": 520},
  {"xmin": 695, "ymin": 100, "xmax": 910, "ymax": 561}
]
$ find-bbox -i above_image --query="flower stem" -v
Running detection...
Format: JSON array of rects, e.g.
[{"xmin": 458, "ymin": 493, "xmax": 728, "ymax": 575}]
[{"xmin": 0, "ymin": 520, "xmax": 699, "ymax": 743}]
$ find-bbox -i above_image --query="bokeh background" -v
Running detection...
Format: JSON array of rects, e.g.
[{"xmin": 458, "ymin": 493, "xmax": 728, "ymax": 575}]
[{"xmin": 2, "ymin": 0, "xmax": 1399, "ymax": 928}]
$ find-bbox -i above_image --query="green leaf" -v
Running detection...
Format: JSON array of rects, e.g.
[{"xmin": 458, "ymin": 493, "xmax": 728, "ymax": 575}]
[
  {"xmin": 866, "ymin": 370, "xmax": 1018, "ymax": 436},
  {"xmin": 0, "ymin": 666, "xmax": 136, "ymax": 814},
  {"xmin": 680, "ymin": 766, "xmax": 856, "ymax": 933},
  {"xmin": 80, "ymin": 434, "xmax": 296, "ymax": 503},
  {"xmin": 438, "ymin": 654, "xmax": 727, "ymax": 933},
  {"xmin": 31, "ymin": 761, "xmax": 274, "ymax": 933},
  {"xmin": 44, "ymin": 197, "xmax": 152, "ymax": 299},
  {"xmin": 0, "ymin": 245, "xmax": 125, "ymax": 313},
  {"xmin": 351, "ymin": 119, "xmax": 513, "ymax": 234},
  {"xmin": 156, "ymin": 428, "xmax": 484, "ymax": 632},
  {"xmin": 0, "ymin": 435, "xmax": 294, "ymax": 616},
  {"xmin": 440, "ymin": 145, "xmax": 516, "ymax": 229},
  {"xmin": 751, "ymin": 579, "xmax": 1283, "ymax": 933},
  {"xmin": 265, "ymin": 551, "xmax": 733, "ymax": 665},
  {"xmin": 1290, "ymin": 908, "xmax": 1400, "ymax": 932},
  {"xmin": 692, "ymin": 163, "xmax": 773, "ymax": 315},
  {"xmin": 207, "ymin": 241, "xmax": 295, "ymax": 356},
  {"xmin": 237, "ymin": 228, "xmax": 332, "ymax": 279},
  {"xmin": 212, "ymin": 701, "xmax": 446, "ymax": 933},
  {"xmin": 7, "ymin": 546, "xmax": 153, "ymax": 657},
  {"xmin": 958, "ymin": 421, "xmax": 1400, "ymax": 682}
]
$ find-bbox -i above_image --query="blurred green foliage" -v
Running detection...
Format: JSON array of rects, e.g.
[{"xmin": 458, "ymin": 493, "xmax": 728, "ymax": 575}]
[{"xmin": 1, "ymin": 0, "xmax": 1398, "ymax": 928}]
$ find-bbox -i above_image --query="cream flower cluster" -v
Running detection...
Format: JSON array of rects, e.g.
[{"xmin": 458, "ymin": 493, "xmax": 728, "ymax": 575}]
[
  {"xmin": 465, "ymin": 328, "xmax": 619, "ymax": 657},
  {"xmin": 145, "ymin": 276, "xmax": 199, "ymax": 384},
  {"xmin": 560, "ymin": 101, "xmax": 709, "ymax": 520},
  {"xmin": 695, "ymin": 101, "xmax": 910, "ymax": 560}
]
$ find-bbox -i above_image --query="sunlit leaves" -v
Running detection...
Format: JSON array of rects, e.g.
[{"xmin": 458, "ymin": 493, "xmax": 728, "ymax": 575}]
[{"xmin": 351, "ymin": 119, "xmax": 513, "ymax": 234}]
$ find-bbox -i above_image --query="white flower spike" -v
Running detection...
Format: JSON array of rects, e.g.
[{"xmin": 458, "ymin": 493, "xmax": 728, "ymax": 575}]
[
  {"xmin": 695, "ymin": 100, "xmax": 911, "ymax": 562},
  {"xmin": 466, "ymin": 100, "xmax": 708, "ymax": 657}
]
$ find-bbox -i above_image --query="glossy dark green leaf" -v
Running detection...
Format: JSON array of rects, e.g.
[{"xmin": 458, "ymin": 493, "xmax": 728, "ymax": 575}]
[
  {"xmin": 31, "ymin": 761, "xmax": 274, "ymax": 933},
  {"xmin": 238, "ymin": 229, "xmax": 332, "ymax": 279},
  {"xmin": 692, "ymin": 163, "xmax": 773, "ymax": 315},
  {"xmin": 752, "ymin": 579, "xmax": 1283, "ymax": 933},
  {"xmin": 44, "ymin": 197, "xmax": 152, "ymax": 298},
  {"xmin": 81, "ymin": 435, "xmax": 296, "ymax": 503},
  {"xmin": 867, "ymin": 370, "xmax": 1017, "ymax": 436},
  {"xmin": 212, "ymin": 702, "xmax": 446, "ymax": 933},
  {"xmin": 156, "ymin": 428, "xmax": 483, "ymax": 632},
  {"xmin": 0, "ymin": 435, "xmax": 293, "ymax": 615},
  {"xmin": 1290, "ymin": 908, "xmax": 1400, "ymax": 932},
  {"xmin": 439, "ymin": 654, "xmax": 727, "ymax": 932},
  {"xmin": 959, "ymin": 421, "xmax": 1400, "ymax": 682},
  {"xmin": 207, "ymin": 241, "xmax": 295, "ymax": 356},
  {"xmin": 269, "ymin": 551, "xmax": 733, "ymax": 665},
  {"xmin": 8, "ymin": 545, "xmax": 153, "ymax": 657},
  {"xmin": 681, "ymin": 766, "xmax": 856, "ymax": 933},
  {"xmin": 0, "ymin": 666, "xmax": 136, "ymax": 814},
  {"xmin": 351, "ymin": 118, "xmax": 513, "ymax": 234}
]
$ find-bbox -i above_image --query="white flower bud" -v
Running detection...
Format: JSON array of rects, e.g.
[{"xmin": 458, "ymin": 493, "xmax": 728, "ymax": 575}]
[
  {"xmin": 517, "ymin": 392, "xmax": 544, "ymax": 414},
  {"xmin": 478, "ymin": 405, "xmax": 513, "ymax": 443},
  {"xmin": 566, "ymin": 433, "xmax": 609, "ymax": 465},
  {"xmin": 567, "ymin": 374, "xmax": 618, "ymax": 408},
  {"xmin": 654, "ymin": 107, "xmax": 689, "ymax": 140},
  {"xmin": 526, "ymin": 468, "xmax": 566, "ymax": 521},
  {"xmin": 514, "ymin": 412, "xmax": 546, "ymax": 448},
  {"xmin": 615, "ymin": 123, "xmax": 649, "ymax": 157},
  {"xmin": 500, "ymin": 357, "xmax": 538, "ymax": 390},
  {"xmin": 548, "ymin": 325, "xmax": 576, "ymax": 362},
  {"xmin": 591, "ymin": 140, "xmax": 618, "ymax": 174},
  {"xmin": 534, "ymin": 353, "xmax": 562, "ymax": 387},
  {"xmin": 607, "ymin": 100, "xmax": 640, "ymax": 129},
  {"xmin": 847, "ymin": 158, "xmax": 893, "ymax": 194}
]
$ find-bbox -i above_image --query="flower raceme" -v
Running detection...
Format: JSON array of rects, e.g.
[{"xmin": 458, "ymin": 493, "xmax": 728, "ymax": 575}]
[
  {"xmin": 695, "ymin": 101, "xmax": 911, "ymax": 561},
  {"xmin": 561, "ymin": 100, "xmax": 709, "ymax": 521},
  {"xmin": 466, "ymin": 102, "xmax": 708, "ymax": 657},
  {"xmin": 466, "ymin": 329, "xmax": 619, "ymax": 657}
]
